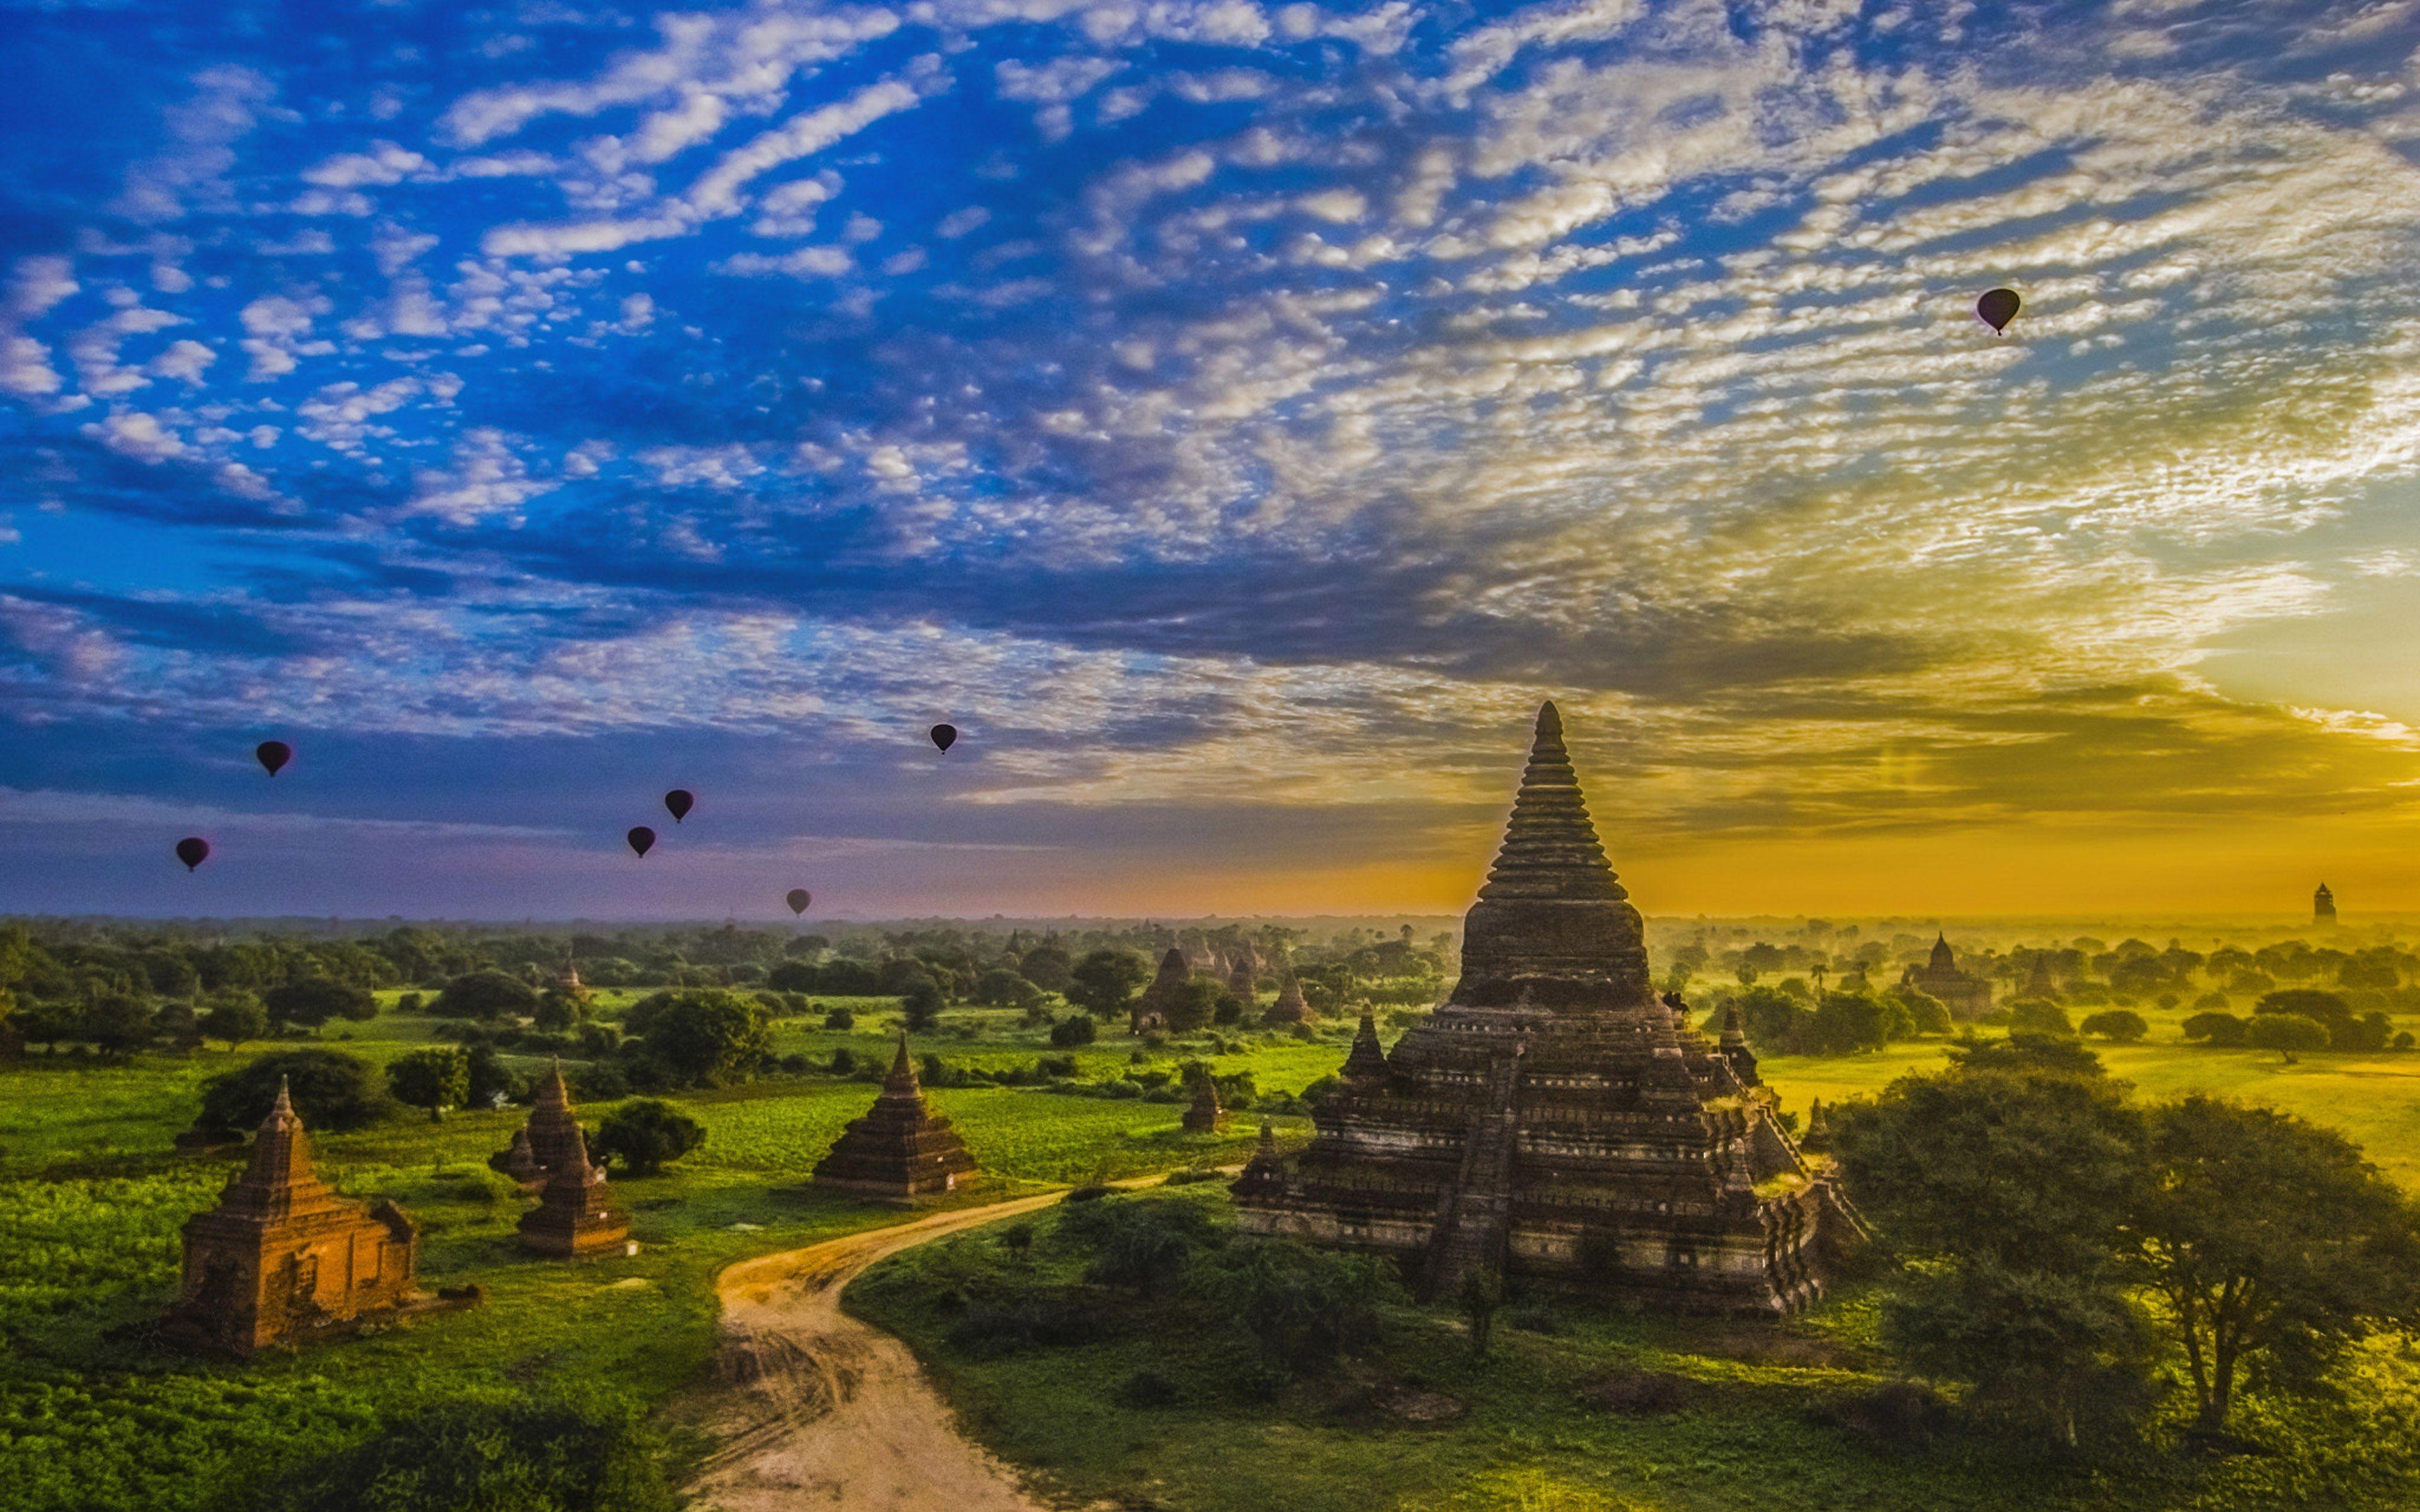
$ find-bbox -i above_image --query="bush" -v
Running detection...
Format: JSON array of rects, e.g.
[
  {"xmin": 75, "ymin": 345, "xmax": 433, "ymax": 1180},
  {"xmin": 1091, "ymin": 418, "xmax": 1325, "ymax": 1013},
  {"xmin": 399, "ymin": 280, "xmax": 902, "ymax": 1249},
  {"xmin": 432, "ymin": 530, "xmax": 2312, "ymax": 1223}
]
[
  {"xmin": 1049, "ymin": 1013, "xmax": 1098, "ymax": 1047},
  {"xmin": 262, "ymin": 977, "xmax": 377, "ymax": 1033},
  {"xmin": 901, "ymin": 979, "xmax": 945, "ymax": 1031},
  {"xmin": 248, "ymin": 1396, "xmax": 681, "ymax": 1512},
  {"xmin": 824, "ymin": 1005, "xmax": 855, "ymax": 1030},
  {"xmin": 200, "ymin": 1048, "xmax": 391, "ymax": 1135},
  {"xmin": 387, "ymin": 1047, "xmax": 471, "ymax": 1121},
  {"xmin": 592, "ymin": 1099, "xmax": 707, "ymax": 1176},
  {"xmin": 1192, "ymin": 1237, "xmax": 1403, "ymax": 1375},
  {"xmin": 1121, "ymin": 1369, "xmax": 1181, "ymax": 1407},
  {"xmin": 2005, "ymin": 999, "xmax": 2075, "ymax": 1038},
  {"xmin": 2078, "ymin": 1009, "xmax": 2148, "ymax": 1043},
  {"xmin": 435, "ymin": 970, "xmax": 541, "ymax": 1021}
]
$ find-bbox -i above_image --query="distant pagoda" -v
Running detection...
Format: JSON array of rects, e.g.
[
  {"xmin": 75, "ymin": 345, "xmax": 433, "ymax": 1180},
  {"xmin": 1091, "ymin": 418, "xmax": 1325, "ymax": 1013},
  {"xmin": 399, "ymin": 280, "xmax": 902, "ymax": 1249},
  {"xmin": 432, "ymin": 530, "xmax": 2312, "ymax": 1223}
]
[
  {"xmin": 813, "ymin": 1034, "xmax": 979, "ymax": 1203},
  {"xmin": 2315, "ymin": 883, "xmax": 2338, "ymax": 927},
  {"xmin": 519, "ymin": 1121, "xmax": 630, "ymax": 1258},
  {"xmin": 1235, "ymin": 702, "xmax": 1864, "ymax": 1314},
  {"xmin": 164, "ymin": 1079, "xmax": 420, "ymax": 1355},
  {"xmin": 1264, "ymin": 971, "xmax": 1311, "ymax": 1026},
  {"xmin": 1183, "ymin": 1068, "xmax": 1230, "ymax": 1133},
  {"xmin": 1132, "ymin": 948, "xmax": 1189, "ymax": 1034},
  {"xmin": 1902, "ymin": 933, "xmax": 1992, "ymax": 1019},
  {"xmin": 490, "ymin": 1060, "xmax": 587, "ymax": 1191}
]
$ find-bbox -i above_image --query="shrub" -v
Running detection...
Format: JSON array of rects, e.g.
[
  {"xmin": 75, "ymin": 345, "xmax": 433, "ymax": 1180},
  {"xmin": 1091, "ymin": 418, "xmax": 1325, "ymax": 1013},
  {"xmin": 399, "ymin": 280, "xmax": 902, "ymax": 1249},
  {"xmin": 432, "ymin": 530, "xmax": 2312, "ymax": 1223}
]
[
  {"xmin": 1049, "ymin": 1013, "xmax": 1098, "ymax": 1047},
  {"xmin": 387, "ymin": 1047, "xmax": 471, "ymax": 1121},
  {"xmin": 200, "ymin": 1048, "xmax": 390, "ymax": 1135},
  {"xmin": 973, "ymin": 968, "xmax": 1044, "ymax": 1008},
  {"xmin": 901, "ymin": 979, "xmax": 945, "ymax": 1031},
  {"xmin": 1121, "ymin": 1369, "xmax": 1181, "ymax": 1407},
  {"xmin": 824, "ymin": 1005, "xmax": 855, "ymax": 1030},
  {"xmin": 249, "ymin": 1396, "xmax": 681, "ymax": 1512},
  {"xmin": 2005, "ymin": 999, "xmax": 2075, "ymax": 1038},
  {"xmin": 2078, "ymin": 1010, "xmax": 2148, "ymax": 1043},
  {"xmin": 1192, "ymin": 1237, "xmax": 1403, "ymax": 1375},
  {"xmin": 592, "ymin": 1099, "xmax": 706, "ymax": 1176}
]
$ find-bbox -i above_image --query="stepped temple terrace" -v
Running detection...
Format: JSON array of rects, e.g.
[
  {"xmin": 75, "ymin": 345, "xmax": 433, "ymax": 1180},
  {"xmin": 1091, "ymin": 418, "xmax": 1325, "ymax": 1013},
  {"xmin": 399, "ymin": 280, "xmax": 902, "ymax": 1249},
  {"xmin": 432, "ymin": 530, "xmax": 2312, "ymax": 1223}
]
[
  {"xmin": 164, "ymin": 1079, "xmax": 420, "ymax": 1356},
  {"xmin": 1234, "ymin": 702, "xmax": 1865, "ymax": 1314},
  {"xmin": 814, "ymin": 1034, "xmax": 979, "ymax": 1203}
]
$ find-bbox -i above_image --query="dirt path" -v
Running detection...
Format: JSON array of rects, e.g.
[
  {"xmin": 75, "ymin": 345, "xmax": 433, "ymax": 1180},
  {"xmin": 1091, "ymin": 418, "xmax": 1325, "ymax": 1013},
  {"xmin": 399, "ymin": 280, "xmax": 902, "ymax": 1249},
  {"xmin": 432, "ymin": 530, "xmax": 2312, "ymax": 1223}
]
[{"xmin": 687, "ymin": 1191, "xmax": 1069, "ymax": 1512}]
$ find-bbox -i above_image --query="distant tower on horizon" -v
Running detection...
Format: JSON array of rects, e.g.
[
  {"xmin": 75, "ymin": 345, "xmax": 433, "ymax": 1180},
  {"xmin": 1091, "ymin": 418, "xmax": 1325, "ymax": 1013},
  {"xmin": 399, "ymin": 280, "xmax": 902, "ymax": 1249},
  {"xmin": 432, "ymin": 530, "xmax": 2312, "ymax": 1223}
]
[{"xmin": 2315, "ymin": 883, "xmax": 2337, "ymax": 927}]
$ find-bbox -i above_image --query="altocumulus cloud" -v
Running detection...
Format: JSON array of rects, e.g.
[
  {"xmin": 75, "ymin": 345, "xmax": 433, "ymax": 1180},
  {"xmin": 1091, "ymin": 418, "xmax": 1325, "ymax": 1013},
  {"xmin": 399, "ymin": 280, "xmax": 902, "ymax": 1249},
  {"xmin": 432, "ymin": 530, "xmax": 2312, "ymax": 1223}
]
[{"xmin": 4, "ymin": 0, "xmax": 2420, "ymax": 915}]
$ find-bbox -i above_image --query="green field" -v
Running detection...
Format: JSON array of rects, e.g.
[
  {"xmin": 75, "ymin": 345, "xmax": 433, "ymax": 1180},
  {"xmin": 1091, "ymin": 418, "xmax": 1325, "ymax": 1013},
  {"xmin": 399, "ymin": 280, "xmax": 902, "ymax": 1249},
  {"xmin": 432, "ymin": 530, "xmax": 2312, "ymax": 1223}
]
[{"xmin": 6, "ymin": 973, "xmax": 2420, "ymax": 1512}]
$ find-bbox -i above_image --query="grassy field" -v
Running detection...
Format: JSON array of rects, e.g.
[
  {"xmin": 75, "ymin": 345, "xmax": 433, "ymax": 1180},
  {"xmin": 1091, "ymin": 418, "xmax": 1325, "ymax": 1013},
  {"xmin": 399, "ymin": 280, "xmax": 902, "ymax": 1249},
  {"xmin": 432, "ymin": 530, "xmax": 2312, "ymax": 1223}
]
[
  {"xmin": 851, "ymin": 1186, "xmax": 2420, "ymax": 1512},
  {"xmin": 6, "ymin": 982, "xmax": 2420, "ymax": 1512}
]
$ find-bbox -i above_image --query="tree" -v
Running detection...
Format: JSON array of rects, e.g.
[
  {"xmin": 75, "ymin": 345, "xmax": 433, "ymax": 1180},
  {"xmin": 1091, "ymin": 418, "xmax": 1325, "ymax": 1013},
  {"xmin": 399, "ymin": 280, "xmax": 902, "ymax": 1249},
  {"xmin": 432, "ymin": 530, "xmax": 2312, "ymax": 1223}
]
[
  {"xmin": 2007, "ymin": 999, "xmax": 2075, "ymax": 1038},
  {"xmin": 14, "ymin": 999, "xmax": 82, "ymax": 1054},
  {"xmin": 202, "ymin": 991, "xmax": 269, "ymax": 1051},
  {"xmin": 263, "ymin": 976, "xmax": 376, "ymax": 1033},
  {"xmin": 1808, "ymin": 992, "xmax": 1899, "ymax": 1053},
  {"xmin": 1066, "ymin": 949, "xmax": 1150, "ymax": 1019},
  {"xmin": 1157, "ymin": 979, "xmax": 1220, "ymax": 1034},
  {"xmin": 388, "ymin": 1047, "xmax": 471, "ymax": 1122},
  {"xmin": 251, "ymin": 1396, "xmax": 682, "ymax": 1512},
  {"xmin": 2078, "ymin": 1009, "xmax": 2148, "ymax": 1043},
  {"xmin": 532, "ymin": 988, "xmax": 588, "ymax": 1031},
  {"xmin": 592, "ymin": 1099, "xmax": 708, "ymax": 1176},
  {"xmin": 465, "ymin": 1043, "xmax": 524, "ymax": 1108},
  {"xmin": 81, "ymin": 992, "xmax": 159, "ymax": 1059},
  {"xmin": 1049, "ymin": 1012, "xmax": 1098, "ymax": 1047},
  {"xmin": 1834, "ymin": 1059, "xmax": 2151, "ymax": 1444},
  {"xmin": 638, "ymin": 989, "xmax": 772, "ymax": 1085},
  {"xmin": 972, "ymin": 968, "xmax": 1043, "ymax": 1009},
  {"xmin": 1892, "ymin": 987, "xmax": 1953, "ymax": 1035},
  {"xmin": 1020, "ymin": 943, "xmax": 1075, "ymax": 994},
  {"xmin": 901, "ymin": 978, "xmax": 945, "ymax": 1031},
  {"xmin": 434, "ymin": 969, "xmax": 541, "ymax": 1021},
  {"xmin": 2246, "ymin": 1012, "xmax": 2329, "ymax": 1062},
  {"xmin": 2132, "ymin": 1096, "xmax": 2420, "ymax": 1433},
  {"xmin": 2182, "ymin": 1011, "xmax": 2248, "ymax": 1046},
  {"xmin": 200, "ymin": 1048, "xmax": 391, "ymax": 1135},
  {"xmin": 2254, "ymin": 988, "xmax": 2351, "ymax": 1024}
]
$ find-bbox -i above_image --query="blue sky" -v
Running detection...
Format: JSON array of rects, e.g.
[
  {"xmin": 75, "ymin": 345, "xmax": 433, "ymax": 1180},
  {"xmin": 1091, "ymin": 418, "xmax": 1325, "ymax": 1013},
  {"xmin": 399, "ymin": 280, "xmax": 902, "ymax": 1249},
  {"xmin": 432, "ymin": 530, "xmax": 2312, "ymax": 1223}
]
[{"xmin": 4, "ymin": 0, "xmax": 2420, "ymax": 919}]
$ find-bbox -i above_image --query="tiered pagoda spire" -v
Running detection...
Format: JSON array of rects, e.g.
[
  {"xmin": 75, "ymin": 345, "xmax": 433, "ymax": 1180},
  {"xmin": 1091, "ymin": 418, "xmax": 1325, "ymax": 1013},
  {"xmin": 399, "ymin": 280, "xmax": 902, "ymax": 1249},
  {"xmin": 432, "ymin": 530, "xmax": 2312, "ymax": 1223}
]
[
  {"xmin": 1265, "ymin": 971, "xmax": 1311, "ymax": 1025},
  {"xmin": 813, "ymin": 1033, "xmax": 979, "ymax": 1203},
  {"xmin": 490, "ymin": 1060, "xmax": 587, "ymax": 1191},
  {"xmin": 519, "ymin": 1121, "xmax": 629, "ymax": 1257},
  {"xmin": 1182, "ymin": 1068, "xmax": 1230, "ymax": 1133},
  {"xmin": 1235, "ymin": 702, "xmax": 1865, "ymax": 1314}
]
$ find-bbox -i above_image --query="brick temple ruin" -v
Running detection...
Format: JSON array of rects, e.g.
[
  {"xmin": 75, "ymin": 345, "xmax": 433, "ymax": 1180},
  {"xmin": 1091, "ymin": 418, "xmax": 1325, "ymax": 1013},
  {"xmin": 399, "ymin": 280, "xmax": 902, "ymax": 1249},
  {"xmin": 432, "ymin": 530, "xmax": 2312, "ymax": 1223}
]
[
  {"xmin": 1234, "ymin": 702, "xmax": 1865, "ymax": 1314},
  {"xmin": 813, "ymin": 1033, "xmax": 979, "ymax": 1202},
  {"xmin": 163, "ymin": 1078, "xmax": 421, "ymax": 1355},
  {"xmin": 490, "ymin": 1062, "xmax": 630, "ymax": 1257}
]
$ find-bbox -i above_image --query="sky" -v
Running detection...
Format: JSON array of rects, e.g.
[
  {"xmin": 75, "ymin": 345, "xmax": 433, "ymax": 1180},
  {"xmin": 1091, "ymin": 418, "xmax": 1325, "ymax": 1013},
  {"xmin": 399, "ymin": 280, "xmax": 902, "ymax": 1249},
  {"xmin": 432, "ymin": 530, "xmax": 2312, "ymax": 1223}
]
[{"xmin": 4, "ymin": 0, "xmax": 2420, "ymax": 922}]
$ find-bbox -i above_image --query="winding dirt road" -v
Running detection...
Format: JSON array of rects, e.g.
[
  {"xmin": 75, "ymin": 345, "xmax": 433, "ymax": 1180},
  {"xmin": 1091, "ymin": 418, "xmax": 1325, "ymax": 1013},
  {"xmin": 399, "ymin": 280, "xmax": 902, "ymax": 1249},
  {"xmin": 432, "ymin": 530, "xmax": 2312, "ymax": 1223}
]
[{"xmin": 688, "ymin": 1193, "xmax": 1068, "ymax": 1512}]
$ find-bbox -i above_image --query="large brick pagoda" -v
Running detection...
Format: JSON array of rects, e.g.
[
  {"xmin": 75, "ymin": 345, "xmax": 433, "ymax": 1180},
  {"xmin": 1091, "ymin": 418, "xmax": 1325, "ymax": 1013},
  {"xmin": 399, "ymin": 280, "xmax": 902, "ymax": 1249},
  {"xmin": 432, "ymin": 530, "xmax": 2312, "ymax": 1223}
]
[
  {"xmin": 163, "ymin": 1079, "xmax": 420, "ymax": 1355},
  {"xmin": 1233, "ymin": 702, "xmax": 1864, "ymax": 1314},
  {"xmin": 813, "ymin": 1034, "xmax": 979, "ymax": 1203}
]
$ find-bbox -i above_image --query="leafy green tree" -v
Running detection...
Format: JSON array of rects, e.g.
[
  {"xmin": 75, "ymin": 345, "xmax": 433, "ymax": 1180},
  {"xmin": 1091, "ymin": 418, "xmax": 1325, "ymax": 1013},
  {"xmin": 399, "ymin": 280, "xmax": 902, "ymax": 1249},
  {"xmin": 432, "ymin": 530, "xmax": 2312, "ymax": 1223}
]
[
  {"xmin": 435, "ymin": 969, "xmax": 541, "ymax": 1021},
  {"xmin": 638, "ymin": 989, "xmax": 772, "ymax": 1085},
  {"xmin": 14, "ymin": 999, "xmax": 82, "ymax": 1053},
  {"xmin": 2182, "ymin": 1011, "xmax": 2248, "ymax": 1046},
  {"xmin": 592, "ymin": 1099, "xmax": 708, "ymax": 1175},
  {"xmin": 972, "ymin": 968, "xmax": 1043, "ymax": 1008},
  {"xmin": 200, "ymin": 1048, "xmax": 391, "ymax": 1135},
  {"xmin": 2255, "ymin": 987, "xmax": 2351, "ymax": 1024},
  {"xmin": 1066, "ymin": 949, "xmax": 1150, "ymax": 1019},
  {"xmin": 251, "ymin": 1396, "xmax": 682, "ymax": 1512},
  {"xmin": 2132, "ymin": 1095, "xmax": 2420, "ymax": 1433},
  {"xmin": 1835, "ymin": 1058, "xmax": 2151, "ymax": 1444},
  {"xmin": 263, "ymin": 976, "xmax": 376, "ymax": 1033},
  {"xmin": 1807, "ymin": 992, "xmax": 1897, "ymax": 1054},
  {"xmin": 532, "ymin": 988, "xmax": 587, "ymax": 1031},
  {"xmin": 2246, "ymin": 1013, "xmax": 2329, "ymax": 1062},
  {"xmin": 387, "ymin": 1047, "xmax": 471, "ymax": 1122},
  {"xmin": 901, "ymin": 978, "xmax": 945, "ymax": 1031},
  {"xmin": 1019, "ymin": 943, "xmax": 1075, "ymax": 994},
  {"xmin": 2007, "ymin": 999, "xmax": 2075, "ymax": 1037},
  {"xmin": 1191, "ymin": 1236, "xmax": 1402, "ymax": 1375},
  {"xmin": 1049, "ymin": 1012, "xmax": 1098, "ymax": 1047},
  {"xmin": 82, "ymin": 992, "xmax": 158, "ymax": 1059},
  {"xmin": 2078, "ymin": 1009, "xmax": 2148, "ymax": 1043},
  {"xmin": 201, "ymin": 990, "xmax": 269, "ymax": 1051},
  {"xmin": 464, "ymin": 1043, "xmax": 524, "ymax": 1108},
  {"xmin": 1732, "ymin": 984, "xmax": 1812, "ymax": 1053},
  {"xmin": 1892, "ymin": 987, "xmax": 1953, "ymax": 1035},
  {"xmin": 824, "ymin": 1005, "xmax": 855, "ymax": 1030}
]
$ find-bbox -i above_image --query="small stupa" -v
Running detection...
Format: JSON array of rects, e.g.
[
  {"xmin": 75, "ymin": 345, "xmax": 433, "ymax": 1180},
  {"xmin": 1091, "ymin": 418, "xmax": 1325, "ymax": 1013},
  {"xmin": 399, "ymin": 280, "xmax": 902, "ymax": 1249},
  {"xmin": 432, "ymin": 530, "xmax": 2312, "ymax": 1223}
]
[
  {"xmin": 1182, "ymin": 1069, "xmax": 1230, "ymax": 1133},
  {"xmin": 2021, "ymin": 949, "xmax": 2058, "ymax": 999},
  {"xmin": 1264, "ymin": 972, "xmax": 1311, "ymax": 1026},
  {"xmin": 813, "ymin": 1033, "xmax": 979, "ymax": 1203},
  {"xmin": 1131, "ymin": 948, "xmax": 1189, "ymax": 1034},
  {"xmin": 490, "ymin": 1060, "xmax": 585, "ymax": 1191},
  {"xmin": 164, "ymin": 1079, "xmax": 419, "ymax": 1355},
  {"xmin": 1228, "ymin": 954, "xmax": 1257, "ymax": 1000},
  {"xmin": 518, "ymin": 1122, "xmax": 630, "ymax": 1257},
  {"xmin": 1235, "ymin": 702, "xmax": 1864, "ymax": 1314}
]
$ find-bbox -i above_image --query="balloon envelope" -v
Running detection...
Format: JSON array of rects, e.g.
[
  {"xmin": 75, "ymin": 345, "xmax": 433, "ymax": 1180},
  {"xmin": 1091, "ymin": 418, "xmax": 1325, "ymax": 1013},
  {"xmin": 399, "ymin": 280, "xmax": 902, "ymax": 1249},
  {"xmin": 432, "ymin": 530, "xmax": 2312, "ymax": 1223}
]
[
  {"xmin": 175, "ymin": 837, "xmax": 210, "ymax": 871},
  {"xmin": 664, "ymin": 789, "xmax": 694, "ymax": 823},
  {"xmin": 786, "ymin": 888, "xmax": 811, "ymax": 916},
  {"xmin": 1976, "ymin": 288, "xmax": 2021, "ymax": 333},
  {"xmin": 930, "ymin": 723, "xmax": 958, "ymax": 752},
  {"xmin": 627, "ymin": 826, "xmax": 657, "ymax": 857},
  {"xmin": 256, "ymin": 740, "xmax": 292, "ymax": 777}
]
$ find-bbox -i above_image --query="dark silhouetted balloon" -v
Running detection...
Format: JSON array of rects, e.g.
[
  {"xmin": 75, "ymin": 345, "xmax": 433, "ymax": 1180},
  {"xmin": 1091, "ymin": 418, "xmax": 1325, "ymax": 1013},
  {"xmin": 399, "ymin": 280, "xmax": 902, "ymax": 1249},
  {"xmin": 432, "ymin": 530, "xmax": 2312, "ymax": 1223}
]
[
  {"xmin": 1976, "ymin": 288, "xmax": 2021, "ymax": 333},
  {"xmin": 256, "ymin": 740, "xmax": 292, "ymax": 777},
  {"xmin": 175, "ymin": 837, "xmax": 211, "ymax": 871},
  {"xmin": 930, "ymin": 723, "xmax": 958, "ymax": 753},
  {"xmin": 786, "ymin": 888, "xmax": 812, "ymax": 916},
  {"xmin": 664, "ymin": 789, "xmax": 694, "ymax": 823},
  {"xmin": 627, "ymin": 827, "xmax": 656, "ymax": 858}
]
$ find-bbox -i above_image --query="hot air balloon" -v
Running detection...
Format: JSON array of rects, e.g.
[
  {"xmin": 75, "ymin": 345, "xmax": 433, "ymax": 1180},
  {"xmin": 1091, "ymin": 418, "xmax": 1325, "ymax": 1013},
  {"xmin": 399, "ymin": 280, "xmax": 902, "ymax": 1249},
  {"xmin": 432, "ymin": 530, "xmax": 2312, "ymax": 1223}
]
[
  {"xmin": 627, "ymin": 827, "xmax": 657, "ymax": 858},
  {"xmin": 664, "ymin": 789, "xmax": 694, "ymax": 823},
  {"xmin": 175, "ymin": 837, "xmax": 211, "ymax": 871},
  {"xmin": 256, "ymin": 740, "xmax": 292, "ymax": 777},
  {"xmin": 1976, "ymin": 288, "xmax": 2021, "ymax": 334},
  {"xmin": 786, "ymin": 888, "xmax": 811, "ymax": 916},
  {"xmin": 930, "ymin": 723, "xmax": 959, "ymax": 753}
]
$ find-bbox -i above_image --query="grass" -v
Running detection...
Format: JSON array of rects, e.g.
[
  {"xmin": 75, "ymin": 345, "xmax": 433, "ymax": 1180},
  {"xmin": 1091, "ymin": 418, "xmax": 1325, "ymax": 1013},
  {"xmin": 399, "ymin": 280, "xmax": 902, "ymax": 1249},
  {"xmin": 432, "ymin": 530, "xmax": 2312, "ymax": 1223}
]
[{"xmin": 851, "ymin": 1187, "xmax": 2420, "ymax": 1512}]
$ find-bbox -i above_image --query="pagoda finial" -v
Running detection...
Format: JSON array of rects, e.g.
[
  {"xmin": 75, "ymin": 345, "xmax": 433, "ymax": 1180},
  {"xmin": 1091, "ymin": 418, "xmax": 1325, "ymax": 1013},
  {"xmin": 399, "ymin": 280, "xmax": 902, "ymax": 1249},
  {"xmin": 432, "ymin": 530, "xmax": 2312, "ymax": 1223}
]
[
  {"xmin": 887, "ymin": 1028, "xmax": 919, "ymax": 1091},
  {"xmin": 1342, "ymin": 1008, "xmax": 1390, "ymax": 1082},
  {"xmin": 269, "ymin": 1075, "xmax": 294, "ymax": 1120},
  {"xmin": 1475, "ymin": 701, "xmax": 1624, "ymax": 904}
]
